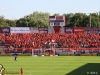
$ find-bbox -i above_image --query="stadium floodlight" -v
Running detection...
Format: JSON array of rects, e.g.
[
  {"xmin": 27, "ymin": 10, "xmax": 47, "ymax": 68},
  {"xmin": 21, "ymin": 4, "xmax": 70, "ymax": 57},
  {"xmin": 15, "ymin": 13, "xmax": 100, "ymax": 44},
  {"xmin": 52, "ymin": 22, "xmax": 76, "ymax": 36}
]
[
  {"xmin": 88, "ymin": 12, "xmax": 100, "ymax": 27},
  {"xmin": 87, "ymin": 13, "xmax": 91, "ymax": 27},
  {"xmin": 90, "ymin": 13, "xmax": 91, "ymax": 27}
]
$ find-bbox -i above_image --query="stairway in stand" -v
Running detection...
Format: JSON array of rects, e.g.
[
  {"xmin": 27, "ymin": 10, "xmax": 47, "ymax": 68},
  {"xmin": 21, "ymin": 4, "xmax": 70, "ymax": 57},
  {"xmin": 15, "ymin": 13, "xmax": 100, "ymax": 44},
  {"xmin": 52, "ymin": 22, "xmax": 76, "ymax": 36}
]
[{"xmin": 0, "ymin": 46, "xmax": 5, "ymax": 54}]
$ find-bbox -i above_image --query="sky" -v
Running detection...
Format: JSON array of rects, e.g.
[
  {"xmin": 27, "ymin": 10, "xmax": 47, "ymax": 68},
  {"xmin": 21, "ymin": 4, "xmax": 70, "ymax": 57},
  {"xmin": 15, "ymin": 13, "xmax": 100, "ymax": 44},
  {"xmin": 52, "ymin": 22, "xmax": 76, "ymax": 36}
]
[{"xmin": 0, "ymin": 0, "xmax": 100, "ymax": 20}]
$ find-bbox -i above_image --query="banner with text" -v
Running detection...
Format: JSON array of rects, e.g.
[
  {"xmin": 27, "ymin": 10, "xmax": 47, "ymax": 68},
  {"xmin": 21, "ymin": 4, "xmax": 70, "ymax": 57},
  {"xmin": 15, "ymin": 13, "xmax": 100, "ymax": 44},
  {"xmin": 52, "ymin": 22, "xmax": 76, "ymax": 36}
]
[
  {"xmin": 0, "ymin": 28, "xmax": 2, "ymax": 33},
  {"xmin": 30, "ymin": 27, "xmax": 39, "ymax": 33},
  {"xmin": 93, "ymin": 27, "xmax": 100, "ymax": 34},
  {"xmin": 10, "ymin": 27, "xmax": 30, "ymax": 33},
  {"xmin": 74, "ymin": 27, "xmax": 84, "ymax": 33},
  {"xmin": 38, "ymin": 28, "xmax": 48, "ymax": 33},
  {"xmin": 64, "ymin": 27, "xmax": 74, "ymax": 34},
  {"xmin": 1, "ymin": 27, "xmax": 10, "ymax": 33},
  {"xmin": 84, "ymin": 27, "xmax": 94, "ymax": 34}
]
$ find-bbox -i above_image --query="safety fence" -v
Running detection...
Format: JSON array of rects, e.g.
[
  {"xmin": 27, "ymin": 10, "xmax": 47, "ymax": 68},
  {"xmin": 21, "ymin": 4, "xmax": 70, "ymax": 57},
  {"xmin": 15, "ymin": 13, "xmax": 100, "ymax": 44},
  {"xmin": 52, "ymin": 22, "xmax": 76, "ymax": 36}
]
[{"xmin": 0, "ymin": 47, "xmax": 99, "ymax": 56}]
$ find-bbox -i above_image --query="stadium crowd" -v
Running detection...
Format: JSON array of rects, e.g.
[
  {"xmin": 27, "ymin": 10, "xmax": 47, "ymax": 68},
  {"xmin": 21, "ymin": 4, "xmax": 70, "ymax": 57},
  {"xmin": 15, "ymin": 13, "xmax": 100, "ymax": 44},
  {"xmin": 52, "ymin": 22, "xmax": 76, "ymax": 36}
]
[{"xmin": 0, "ymin": 33, "xmax": 100, "ymax": 49}]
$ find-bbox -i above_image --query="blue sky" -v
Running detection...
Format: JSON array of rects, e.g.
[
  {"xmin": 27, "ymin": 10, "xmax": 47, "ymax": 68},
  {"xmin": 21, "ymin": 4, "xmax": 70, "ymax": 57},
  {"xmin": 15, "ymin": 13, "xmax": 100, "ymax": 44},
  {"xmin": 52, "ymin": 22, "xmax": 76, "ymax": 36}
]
[{"xmin": 0, "ymin": 0, "xmax": 100, "ymax": 20}]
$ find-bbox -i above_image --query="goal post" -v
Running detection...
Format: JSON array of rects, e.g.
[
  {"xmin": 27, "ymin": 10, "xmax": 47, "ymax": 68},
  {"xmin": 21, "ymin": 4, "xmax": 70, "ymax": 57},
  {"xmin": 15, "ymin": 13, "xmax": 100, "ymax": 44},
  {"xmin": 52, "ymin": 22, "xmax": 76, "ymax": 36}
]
[
  {"xmin": 32, "ymin": 49, "xmax": 34, "ymax": 56},
  {"xmin": 32, "ymin": 49, "xmax": 39, "ymax": 57},
  {"xmin": 32, "ymin": 48, "xmax": 56, "ymax": 56},
  {"xmin": 32, "ymin": 48, "xmax": 43, "ymax": 56}
]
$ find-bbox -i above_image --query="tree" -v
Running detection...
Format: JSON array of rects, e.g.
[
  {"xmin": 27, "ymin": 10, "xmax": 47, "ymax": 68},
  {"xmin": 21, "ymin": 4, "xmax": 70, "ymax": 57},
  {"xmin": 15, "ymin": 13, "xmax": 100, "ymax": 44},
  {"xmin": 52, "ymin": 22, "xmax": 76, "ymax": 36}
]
[
  {"xmin": 90, "ymin": 13, "xmax": 100, "ymax": 27},
  {"xmin": 69, "ymin": 13, "xmax": 88, "ymax": 27},
  {"xmin": 0, "ymin": 15, "xmax": 17, "ymax": 27},
  {"xmin": 0, "ymin": 16, "xmax": 9, "ymax": 27},
  {"xmin": 16, "ymin": 11, "xmax": 50, "ymax": 27},
  {"xmin": 63, "ymin": 13, "xmax": 74, "ymax": 26},
  {"xmin": 1, "ymin": 11, "xmax": 100, "ymax": 27},
  {"xmin": 6, "ymin": 19, "xmax": 16, "ymax": 27}
]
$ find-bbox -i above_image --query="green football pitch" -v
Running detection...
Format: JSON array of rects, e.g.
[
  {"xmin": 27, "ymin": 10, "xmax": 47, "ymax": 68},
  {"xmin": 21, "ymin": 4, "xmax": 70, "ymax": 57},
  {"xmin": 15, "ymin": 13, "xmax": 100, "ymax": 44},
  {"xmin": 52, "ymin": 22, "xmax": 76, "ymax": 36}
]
[{"xmin": 0, "ymin": 56, "xmax": 100, "ymax": 75}]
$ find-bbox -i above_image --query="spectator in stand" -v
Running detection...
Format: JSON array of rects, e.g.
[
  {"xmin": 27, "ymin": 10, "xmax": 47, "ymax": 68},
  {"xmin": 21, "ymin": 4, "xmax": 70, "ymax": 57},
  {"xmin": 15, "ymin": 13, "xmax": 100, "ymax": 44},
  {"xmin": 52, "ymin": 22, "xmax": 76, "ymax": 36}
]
[{"xmin": 0, "ymin": 32, "xmax": 99, "ymax": 51}]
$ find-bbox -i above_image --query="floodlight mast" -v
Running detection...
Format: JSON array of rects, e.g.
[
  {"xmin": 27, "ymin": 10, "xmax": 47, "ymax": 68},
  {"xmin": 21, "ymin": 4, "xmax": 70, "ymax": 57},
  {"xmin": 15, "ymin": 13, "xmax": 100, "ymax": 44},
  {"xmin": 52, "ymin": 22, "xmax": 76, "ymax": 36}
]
[
  {"xmin": 87, "ymin": 13, "xmax": 91, "ymax": 27},
  {"xmin": 90, "ymin": 13, "xmax": 91, "ymax": 27},
  {"xmin": 88, "ymin": 12, "xmax": 100, "ymax": 27}
]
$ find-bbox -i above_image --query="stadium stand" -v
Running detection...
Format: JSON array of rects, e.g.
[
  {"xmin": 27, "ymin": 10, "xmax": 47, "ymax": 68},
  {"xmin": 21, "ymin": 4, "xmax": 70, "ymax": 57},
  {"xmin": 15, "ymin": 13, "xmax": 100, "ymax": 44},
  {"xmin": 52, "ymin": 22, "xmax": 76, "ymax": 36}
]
[
  {"xmin": 0, "ymin": 32, "xmax": 100, "ymax": 55},
  {"xmin": 2, "ymin": 33, "xmax": 100, "ymax": 49}
]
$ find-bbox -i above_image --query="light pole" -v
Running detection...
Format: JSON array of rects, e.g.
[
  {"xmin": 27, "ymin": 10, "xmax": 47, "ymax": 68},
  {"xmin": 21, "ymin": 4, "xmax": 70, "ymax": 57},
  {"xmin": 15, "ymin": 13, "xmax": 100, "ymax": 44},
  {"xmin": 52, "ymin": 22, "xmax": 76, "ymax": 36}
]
[
  {"xmin": 87, "ymin": 13, "xmax": 92, "ymax": 27},
  {"xmin": 97, "ymin": 12, "xmax": 100, "ymax": 27},
  {"xmin": 89, "ymin": 12, "xmax": 100, "ymax": 27},
  {"xmin": 89, "ymin": 13, "xmax": 91, "ymax": 27}
]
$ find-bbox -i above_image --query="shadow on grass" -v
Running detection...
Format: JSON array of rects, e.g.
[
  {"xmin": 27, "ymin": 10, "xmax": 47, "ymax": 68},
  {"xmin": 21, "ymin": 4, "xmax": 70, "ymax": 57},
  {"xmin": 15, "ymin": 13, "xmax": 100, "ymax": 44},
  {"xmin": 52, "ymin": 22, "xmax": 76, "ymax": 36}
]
[{"xmin": 65, "ymin": 63, "xmax": 100, "ymax": 75}]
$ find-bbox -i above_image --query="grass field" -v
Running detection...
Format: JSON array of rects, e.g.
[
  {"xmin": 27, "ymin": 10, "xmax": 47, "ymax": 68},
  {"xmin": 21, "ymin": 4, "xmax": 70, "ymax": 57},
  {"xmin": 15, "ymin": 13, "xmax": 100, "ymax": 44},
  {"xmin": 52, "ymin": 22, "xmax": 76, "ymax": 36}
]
[{"xmin": 0, "ymin": 56, "xmax": 100, "ymax": 75}]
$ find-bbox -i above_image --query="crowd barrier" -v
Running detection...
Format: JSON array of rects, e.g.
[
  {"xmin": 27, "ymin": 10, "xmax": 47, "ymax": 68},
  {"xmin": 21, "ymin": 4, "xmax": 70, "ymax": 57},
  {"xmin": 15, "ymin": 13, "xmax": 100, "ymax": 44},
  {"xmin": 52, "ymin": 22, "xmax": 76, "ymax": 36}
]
[
  {"xmin": 3, "ymin": 48, "xmax": 100, "ymax": 56},
  {"xmin": 4, "ymin": 48, "xmax": 100, "ymax": 51}
]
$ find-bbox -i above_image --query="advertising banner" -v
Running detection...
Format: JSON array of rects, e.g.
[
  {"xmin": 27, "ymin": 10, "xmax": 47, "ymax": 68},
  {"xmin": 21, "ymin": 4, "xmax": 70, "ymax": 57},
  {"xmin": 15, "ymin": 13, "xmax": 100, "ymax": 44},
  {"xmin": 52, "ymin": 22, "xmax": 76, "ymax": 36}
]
[
  {"xmin": 38, "ymin": 28, "xmax": 48, "ymax": 33},
  {"xmin": 30, "ymin": 27, "xmax": 39, "ymax": 33},
  {"xmin": 84, "ymin": 27, "xmax": 94, "ymax": 34},
  {"xmin": 1, "ymin": 27, "xmax": 10, "ymax": 33},
  {"xmin": 64, "ymin": 27, "xmax": 74, "ymax": 34},
  {"xmin": 0, "ymin": 28, "xmax": 2, "ymax": 33},
  {"xmin": 10, "ymin": 27, "xmax": 30, "ymax": 33},
  {"xmin": 74, "ymin": 27, "xmax": 84, "ymax": 33},
  {"xmin": 94, "ymin": 27, "xmax": 100, "ymax": 34}
]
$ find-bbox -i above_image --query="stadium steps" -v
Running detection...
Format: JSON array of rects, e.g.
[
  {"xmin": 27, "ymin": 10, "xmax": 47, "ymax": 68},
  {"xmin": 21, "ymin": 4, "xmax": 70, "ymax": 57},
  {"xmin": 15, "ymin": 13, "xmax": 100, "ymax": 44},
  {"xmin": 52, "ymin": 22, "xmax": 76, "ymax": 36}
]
[{"xmin": 0, "ymin": 46, "xmax": 5, "ymax": 54}]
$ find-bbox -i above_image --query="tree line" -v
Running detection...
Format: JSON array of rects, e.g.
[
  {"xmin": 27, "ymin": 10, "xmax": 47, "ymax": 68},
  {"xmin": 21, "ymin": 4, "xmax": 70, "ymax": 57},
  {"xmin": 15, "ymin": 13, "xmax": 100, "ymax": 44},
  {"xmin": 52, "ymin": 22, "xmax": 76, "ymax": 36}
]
[{"xmin": 0, "ymin": 11, "xmax": 100, "ymax": 27}]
